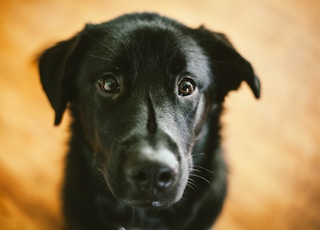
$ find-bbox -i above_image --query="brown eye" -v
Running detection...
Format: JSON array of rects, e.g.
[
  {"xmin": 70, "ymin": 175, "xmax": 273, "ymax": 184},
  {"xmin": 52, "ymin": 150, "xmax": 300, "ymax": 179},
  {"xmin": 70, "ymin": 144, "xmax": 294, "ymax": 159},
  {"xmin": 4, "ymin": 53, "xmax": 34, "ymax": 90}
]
[
  {"xmin": 98, "ymin": 74, "xmax": 120, "ymax": 93},
  {"xmin": 178, "ymin": 78, "xmax": 196, "ymax": 96}
]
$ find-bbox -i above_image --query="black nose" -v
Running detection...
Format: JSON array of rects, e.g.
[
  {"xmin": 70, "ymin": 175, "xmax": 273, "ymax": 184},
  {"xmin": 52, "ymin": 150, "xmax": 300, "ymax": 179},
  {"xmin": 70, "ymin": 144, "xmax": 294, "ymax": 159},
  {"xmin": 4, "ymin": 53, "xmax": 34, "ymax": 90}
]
[{"xmin": 127, "ymin": 165, "xmax": 177, "ymax": 191}]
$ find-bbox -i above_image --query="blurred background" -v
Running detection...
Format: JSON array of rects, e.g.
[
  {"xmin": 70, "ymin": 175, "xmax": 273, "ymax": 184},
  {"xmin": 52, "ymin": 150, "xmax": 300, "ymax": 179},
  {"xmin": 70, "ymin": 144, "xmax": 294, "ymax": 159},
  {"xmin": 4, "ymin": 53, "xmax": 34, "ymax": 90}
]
[{"xmin": 0, "ymin": 0, "xmax": 319, "ymax": 229}]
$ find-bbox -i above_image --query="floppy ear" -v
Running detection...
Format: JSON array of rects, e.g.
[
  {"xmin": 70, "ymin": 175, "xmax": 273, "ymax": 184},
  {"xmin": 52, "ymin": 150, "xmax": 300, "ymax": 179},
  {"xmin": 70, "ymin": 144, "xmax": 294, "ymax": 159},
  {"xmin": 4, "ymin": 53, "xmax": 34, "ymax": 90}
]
[
  {"xmin": 197, "ymin": 28, "xmax": 261, "ymax": 102},
  {"xmin": 39, "ymin": 35, "xmax": 79, "ymax": 126}
]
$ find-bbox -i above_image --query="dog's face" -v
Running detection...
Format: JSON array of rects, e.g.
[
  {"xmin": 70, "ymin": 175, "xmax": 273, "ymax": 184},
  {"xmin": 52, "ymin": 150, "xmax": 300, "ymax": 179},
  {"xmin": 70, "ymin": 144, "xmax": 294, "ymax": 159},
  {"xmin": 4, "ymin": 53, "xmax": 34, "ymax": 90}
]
[
  {"xmin": 39, "ymin": 13, "xmax": 260, "ymax": 209},
  {"xmin": 75, "ymin": 20, "xmax": 213, "ymax": 208}
]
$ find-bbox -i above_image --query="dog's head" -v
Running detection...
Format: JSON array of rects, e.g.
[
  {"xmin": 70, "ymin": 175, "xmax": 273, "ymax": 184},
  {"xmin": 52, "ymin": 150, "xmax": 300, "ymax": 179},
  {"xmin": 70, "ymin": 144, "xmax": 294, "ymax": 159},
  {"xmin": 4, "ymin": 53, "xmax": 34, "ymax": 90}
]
[{"xmin": 39, "ymin": 13, "xmax": 260, "ymax": 209}]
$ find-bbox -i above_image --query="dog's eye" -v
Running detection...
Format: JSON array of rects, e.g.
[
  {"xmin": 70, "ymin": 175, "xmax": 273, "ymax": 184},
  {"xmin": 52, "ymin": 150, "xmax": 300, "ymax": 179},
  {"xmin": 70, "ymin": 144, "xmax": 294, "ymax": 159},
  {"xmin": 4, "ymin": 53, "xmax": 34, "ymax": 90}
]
[
  {"xmin": 178, "ymin": 78, "xmax": 196, "ymax": 96},
  {"xmin": 98, "ymin": 74, "xmax": 120, "ymax": 93}
]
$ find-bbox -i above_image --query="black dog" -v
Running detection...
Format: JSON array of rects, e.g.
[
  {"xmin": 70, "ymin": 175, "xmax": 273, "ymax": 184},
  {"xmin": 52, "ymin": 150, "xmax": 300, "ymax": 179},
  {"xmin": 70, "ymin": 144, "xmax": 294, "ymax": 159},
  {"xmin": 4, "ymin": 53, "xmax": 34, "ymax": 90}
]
[{"xmin": 39, "ymin": 13, "xmax": 260, "ymax": 230}]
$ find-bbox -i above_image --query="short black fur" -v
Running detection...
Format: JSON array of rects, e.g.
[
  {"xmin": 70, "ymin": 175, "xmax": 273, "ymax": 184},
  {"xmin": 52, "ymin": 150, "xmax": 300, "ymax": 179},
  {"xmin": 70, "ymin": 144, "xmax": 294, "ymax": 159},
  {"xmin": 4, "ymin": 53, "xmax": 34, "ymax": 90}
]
[{"xmin": 39, "ymin": 13, "xmax": 260, "ymax": 230}]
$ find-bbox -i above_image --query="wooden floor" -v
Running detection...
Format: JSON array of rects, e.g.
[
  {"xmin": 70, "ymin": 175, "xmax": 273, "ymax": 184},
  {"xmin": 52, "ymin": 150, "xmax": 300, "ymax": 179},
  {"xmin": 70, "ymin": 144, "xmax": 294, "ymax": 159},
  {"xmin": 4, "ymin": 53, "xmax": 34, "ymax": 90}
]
[{"xmin": 0, "ymin": 0, "xmax": 319, "ymax": 229}]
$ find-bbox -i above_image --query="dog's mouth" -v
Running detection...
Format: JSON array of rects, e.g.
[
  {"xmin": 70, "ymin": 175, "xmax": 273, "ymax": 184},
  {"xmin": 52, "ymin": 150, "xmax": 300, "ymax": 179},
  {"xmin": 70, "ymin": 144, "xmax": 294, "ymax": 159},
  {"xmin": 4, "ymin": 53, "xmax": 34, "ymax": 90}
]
[
  {"xmin": 123, "ymin": 199, "xmax": 171, "ymax": 209},
  {"xmin": 106, "ymin": 173, "xmax": 183, "ymax": 209}
]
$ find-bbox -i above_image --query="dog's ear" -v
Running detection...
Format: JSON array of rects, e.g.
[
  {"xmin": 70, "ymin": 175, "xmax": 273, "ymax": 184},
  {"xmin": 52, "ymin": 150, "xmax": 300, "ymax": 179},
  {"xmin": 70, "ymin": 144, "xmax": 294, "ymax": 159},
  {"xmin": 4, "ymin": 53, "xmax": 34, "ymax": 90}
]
[
  {"xmin": 39, "ymin": 35, "xmax": 79, "ymax": 126},
  {"xmin": 196, "ymin": 28, "xmax": 260, "ymax": 102}
]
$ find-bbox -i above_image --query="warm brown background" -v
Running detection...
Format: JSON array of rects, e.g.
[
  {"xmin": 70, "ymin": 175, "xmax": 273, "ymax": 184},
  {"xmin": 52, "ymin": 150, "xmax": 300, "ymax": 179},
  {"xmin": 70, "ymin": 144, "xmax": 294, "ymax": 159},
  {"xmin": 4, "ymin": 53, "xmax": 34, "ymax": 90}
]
[{"xmin": 0, "ymin": 0, "xmax": 319, "ymax": 229}]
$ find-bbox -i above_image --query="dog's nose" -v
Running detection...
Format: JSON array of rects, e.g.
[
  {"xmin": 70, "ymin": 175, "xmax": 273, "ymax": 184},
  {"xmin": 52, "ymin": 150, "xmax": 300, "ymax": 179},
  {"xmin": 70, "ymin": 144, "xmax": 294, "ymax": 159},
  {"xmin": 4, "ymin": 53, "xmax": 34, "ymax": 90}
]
[
  {"xmin": 127, "ymin": 165, "xmax": 177, "ymax": 190},
  {"xmin": 125, "ymin": 147, "xmax": 179, "ymax": 192}
]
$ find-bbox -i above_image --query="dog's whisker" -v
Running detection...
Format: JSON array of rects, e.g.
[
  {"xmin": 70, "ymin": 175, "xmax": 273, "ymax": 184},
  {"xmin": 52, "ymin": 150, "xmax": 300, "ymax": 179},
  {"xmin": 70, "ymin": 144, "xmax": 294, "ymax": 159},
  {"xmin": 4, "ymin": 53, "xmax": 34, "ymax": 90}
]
[
  {"xmin": 189, "ymin": 173, "xmax": 212, "ymax": 186},
  {"xmin": 83, "ymin": 34, "xmax": 117, "ymax": 55},
  {"xmin": 193, "ymin": 165, "xmax": 216, "ymax": 175},
  {"xmin": 89, "ymin": 169, "xmax": 110, "ymax": 195},
  {"xmin": 212, "ymin": 59, "xmax": 227, "ymax": 64},
  {"xmin": 76, "ymin": 51, "xmax": 114, "ymax": 62},
  {"xmin": 189, "ymin": 152, "xmax": 206, "ymax": 159},
  {"xmin": 88, "ymin": 172, "xmax": 105, "ymax": 190},
  {"xmin": 130, "ymin": 206, "xmax": 136, "ymax": 220},
  {"xmin": 186, "ymin": 178, "xmax": 198, "ymax": 193},
  {"xmin": 99, "ymin": 27, "xmax": 131, "ymax": 50},
  {"xmin": 190, "ymin": 168, "xmax": 201, "ymax": 174}
]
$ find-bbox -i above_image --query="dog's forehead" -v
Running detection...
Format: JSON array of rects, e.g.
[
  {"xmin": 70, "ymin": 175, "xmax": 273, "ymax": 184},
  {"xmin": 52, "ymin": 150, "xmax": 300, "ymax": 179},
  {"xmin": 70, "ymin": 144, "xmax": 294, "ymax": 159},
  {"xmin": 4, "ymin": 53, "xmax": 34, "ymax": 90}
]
[
  {"xmin": 78, "ymin": 15, "xmax": 211, "ymax": 88},
  {"xmin": 88, "ymin": 22, "xmax": 201, "ymax": 64}
]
